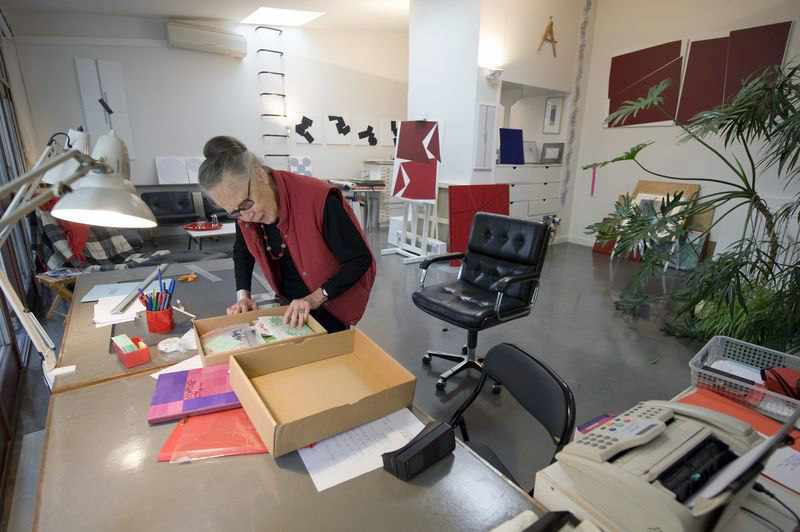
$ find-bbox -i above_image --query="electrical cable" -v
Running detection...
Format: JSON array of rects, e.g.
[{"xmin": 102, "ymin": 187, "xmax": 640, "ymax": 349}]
[
  {"xmin": 755, "ymin": 482, "xmax": 800, "ymax": 523},
  {"xmin": 742, "ymin": 506, "xmax": 784, "ymax": 532}
]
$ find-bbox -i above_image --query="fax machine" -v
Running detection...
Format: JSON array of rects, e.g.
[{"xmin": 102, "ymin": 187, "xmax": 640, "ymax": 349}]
[{"xmin": 556, "ymin": 400, "xmax": 763, "ymax": 532}]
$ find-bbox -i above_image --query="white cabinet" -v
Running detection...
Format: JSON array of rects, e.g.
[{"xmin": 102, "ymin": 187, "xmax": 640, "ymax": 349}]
[
  {"xmin": 74, "ymin": 58, "xmax": 136, "ymax": 159},
  {"xmin": 496, "ymin": 164, "xmax": 562, "ymax": 219},
  {"xmin": 96, "ymin": 60, "xmax": 129, "ymax": 113},
  {"xmin": 474, "ymin": 103, "xmax": 497, "ymax": 169}
]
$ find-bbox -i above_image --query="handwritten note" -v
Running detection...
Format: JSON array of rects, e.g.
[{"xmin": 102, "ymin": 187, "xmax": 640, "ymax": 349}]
[
  {"xmin": 298, "ymin": 409, "xmax": 425, "ymax": 491},
  {"xmin": 764, "ymin": 446, "xmax": 800, "ymax": 494}
]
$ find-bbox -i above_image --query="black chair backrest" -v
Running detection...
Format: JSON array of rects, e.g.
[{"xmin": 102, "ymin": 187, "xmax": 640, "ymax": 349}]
[
  {"xmin": 459, "ymin": 212, "xmax": 550, "ymax": 302},
  {"xmin": 140, "ymin": 191, "xmax": 196, "ymax": 221},
  {"xmin": 451, "ymin": 343, "xmax": 575, "ymax": 461}
]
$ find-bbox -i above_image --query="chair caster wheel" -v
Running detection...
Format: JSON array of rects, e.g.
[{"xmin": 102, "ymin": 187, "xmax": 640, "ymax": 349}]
[
  {"xmin": 461, "ymin": 345, "xmax": 468, "ymax": 355},
  {"xmin": 435, "ymin": 379, "xmax": 446, "ymax": 391},
  {"xmin": 491, "ymin": 383, "xmax": 502, "ymax": 395},
  {"xmin": 422, "ymin": 354, "xmax": 432, "ymax": 365}
]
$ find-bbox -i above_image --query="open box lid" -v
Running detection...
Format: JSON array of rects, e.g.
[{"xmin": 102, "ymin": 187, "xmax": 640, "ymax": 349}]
[{"xmin": 229, "ymin": 328, "xmax": 416, "ymax": 456}]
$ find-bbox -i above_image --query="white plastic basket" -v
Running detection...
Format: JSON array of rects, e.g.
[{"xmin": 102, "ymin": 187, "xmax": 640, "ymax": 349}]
[{"xmin": 689, "ymin": 336, "xmax": 800, "ymax": 422}]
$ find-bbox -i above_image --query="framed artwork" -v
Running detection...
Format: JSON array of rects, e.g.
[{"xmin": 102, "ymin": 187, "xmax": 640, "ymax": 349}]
[
  {"xmin": 325, "ymin": 115, "xmax": 352, "ymax": 145},
  {"xmin": 540, "ymin": 142, "xmax": 564, "ymax": 164},
  {"xmin": 354, "ymin": 117, "xmax": 379, "ymax": 146},
  {"xmin": 523, "ymin": 141, "xmax": 539, "ymax": 164},
  {"xmin": 289, "ymin": 155, "xmax": 313, "ymax": 176},
  {"xmin": 543, "ymin": 96, "xmax": 564, "ymax": 134},
  {"xmin": 380, "ymin": 119, "xmax": 400, "ymax": 147},
  {"xmin": 293, "ymin": 113, "xmax": 321, "ymax": 145},
  {"xmin": 390, "ymin": 120, "xmax": 440, "ymax": 203}
]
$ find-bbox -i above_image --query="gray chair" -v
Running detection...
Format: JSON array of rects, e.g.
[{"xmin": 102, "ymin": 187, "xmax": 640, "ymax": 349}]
[
  {"xmin": 449, "ymin": 343, "xmax": 576, "ymax": 494},
  {"xmin": 412, "ymin": 212, "xmax": 550, "ymax": 392}
]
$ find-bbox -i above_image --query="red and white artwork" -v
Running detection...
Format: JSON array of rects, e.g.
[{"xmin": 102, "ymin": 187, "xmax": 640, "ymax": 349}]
[{"xmin": 391, "ymin": 120, "xmax": 440, "ymax": 203}]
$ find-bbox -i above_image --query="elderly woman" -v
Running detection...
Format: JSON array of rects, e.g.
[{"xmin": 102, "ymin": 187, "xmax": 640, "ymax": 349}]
[{"xmin": 198, "ymin": 136, "xmax": 375, "ymax": 332}]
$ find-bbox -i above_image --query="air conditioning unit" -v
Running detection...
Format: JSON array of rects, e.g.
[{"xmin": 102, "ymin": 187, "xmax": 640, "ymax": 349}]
[{"xmin": 166, "ymin": 22, "xmax": 247, "ymax": 58}]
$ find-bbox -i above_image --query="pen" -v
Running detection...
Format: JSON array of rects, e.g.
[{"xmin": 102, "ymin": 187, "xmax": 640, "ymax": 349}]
[{"xmin": 157, "ymin": 269, "xmax": 163, "ymax": 293}]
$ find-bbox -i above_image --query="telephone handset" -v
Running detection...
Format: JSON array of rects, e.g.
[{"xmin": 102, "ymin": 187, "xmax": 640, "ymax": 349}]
[
  {"xmin": 562, "ymin": 400, "xmax": 757, "ymax": 463},
  {"xmin": 643, "ymin": 400, "xmax": 754, "ymax": 437}
]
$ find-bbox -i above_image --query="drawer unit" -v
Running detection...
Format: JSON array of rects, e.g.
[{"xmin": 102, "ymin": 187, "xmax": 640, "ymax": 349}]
[
  {"xmin": 495, "ymin": 164, "xmax": 562, "ymax": 184},
  {"xmin": 528, "ymin": 197, "xmax": 560, "ymax": 216},
  {"xmin": 508, "ymin": 182, "xmax": 561, "ymax": 201},
  {"xmin": 509, "ymin": 200, "xmax": 529, "ymax": 218}
]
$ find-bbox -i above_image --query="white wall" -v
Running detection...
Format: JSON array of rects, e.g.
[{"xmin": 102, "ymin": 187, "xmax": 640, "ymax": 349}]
[
  {"xmin": 407, "ymin": 0, "xmax": 481, "ymax": 185},
  {"xmin": 478, "ymin": 0, "xmax": 584, "ymax": 92},
  {"xmin": 566, "ymin": 0, "xmax": 800, "ymax": 251},
  {"xmin": 504, "ymin": 93, "xmax": 570, "ymax": 156},
  {"xmin": 7, "ymin": 9, "xmax": 407, "ymax": 186}
]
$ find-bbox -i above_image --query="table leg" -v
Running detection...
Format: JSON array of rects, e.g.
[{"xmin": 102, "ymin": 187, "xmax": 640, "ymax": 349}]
[
  {"xmin": 199, "ymin": 238, "xmax": 203, "ymax": 250},
  {"xmin": 187, "ymin": 236, "xmax": 192, "ymax": 251},
  {"xmin": 45, "ymin": 294, "xmax": 61, "ymax": 320}
]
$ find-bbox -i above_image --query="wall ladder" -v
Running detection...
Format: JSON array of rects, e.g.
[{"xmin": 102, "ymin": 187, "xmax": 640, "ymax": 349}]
[{"xmin": 255, "ymin": 26, "xmax": 289, "ymax": 170}]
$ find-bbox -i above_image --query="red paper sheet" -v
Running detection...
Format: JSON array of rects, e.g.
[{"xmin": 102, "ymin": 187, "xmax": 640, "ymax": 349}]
[
  {"xmin": 678, "ymin": 388, "xmax": 800, "ymax": 452},
  {"xmin": 158, "ymin": 407, "xmax": 268, "ymax": 463}
]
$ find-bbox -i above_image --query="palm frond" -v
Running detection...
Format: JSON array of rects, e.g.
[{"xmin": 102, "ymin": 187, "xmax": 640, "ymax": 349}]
[{"xmin": 605, "ymin": 79, "xmax": 672, "ymax": 127}]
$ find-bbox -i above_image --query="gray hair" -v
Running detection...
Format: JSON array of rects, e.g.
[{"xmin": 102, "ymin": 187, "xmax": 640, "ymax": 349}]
[{"xmin": 197, "ymin": 136, "xmax": 261, "ymax": 190}]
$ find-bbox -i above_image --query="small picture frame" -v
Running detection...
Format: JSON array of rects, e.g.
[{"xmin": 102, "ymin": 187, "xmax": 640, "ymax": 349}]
[
  {"xmin": 523, "ymin": 141, "xmax": 539, "ymax": 164},
  {"xmin": 543, "ymin": 96, "xmax": 564, "ymax": 134},
  {"xmin": 540, "ymin": 143, "xmax": 564, "ymax": 164}
]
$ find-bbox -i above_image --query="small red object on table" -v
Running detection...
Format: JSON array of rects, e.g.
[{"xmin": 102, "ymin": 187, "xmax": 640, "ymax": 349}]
[
  {"xmin": 183, "ymin": 222, "xmax": 222, "ymax": 232},
  {"xmin": 114, "ymin": 336, "xmax": 151, "ymax": 368}
]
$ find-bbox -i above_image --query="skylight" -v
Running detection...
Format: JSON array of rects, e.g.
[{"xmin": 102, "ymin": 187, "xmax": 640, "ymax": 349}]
[{"xmin": 240, "ymin": 7, "xmax": 324, "ymax": 26}]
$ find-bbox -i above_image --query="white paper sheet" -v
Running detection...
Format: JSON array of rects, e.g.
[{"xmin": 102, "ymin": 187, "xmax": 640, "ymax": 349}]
[
  {"xmin": 150, "ymin": 354, "xmax": 203, "ymax": 380},
  {"xmin": 179, "ymin": 329, "xmax": 197, "ymax": 350},
  {"xmin": 298, "ymin": 408, "xmax": 425, "ymax": 492},
  {"xmin": 709, "ymin": 359, "xmax": 764, "ymax": 384},
  {"xmin": 93, "ymin": 294, "xmax": 145, "ymax": 327},
  {"xmin": 81, "ymin": 280, "xmax": 165, "ymax": 303},
  {"xmin": 763, "ymin": 446, "xmax": 800, "ymax": 494}
]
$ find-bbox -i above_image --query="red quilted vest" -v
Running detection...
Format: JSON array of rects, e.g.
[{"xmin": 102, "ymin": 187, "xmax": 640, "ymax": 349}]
[{"xmin": 237, "ymin": 170, "xmax": 376, "ymax": 326}]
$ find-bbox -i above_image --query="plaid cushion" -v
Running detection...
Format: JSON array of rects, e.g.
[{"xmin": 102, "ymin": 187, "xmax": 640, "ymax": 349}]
[{"xmin": 34, "ymin": 208, "xmax": 168, "ymax": 272}]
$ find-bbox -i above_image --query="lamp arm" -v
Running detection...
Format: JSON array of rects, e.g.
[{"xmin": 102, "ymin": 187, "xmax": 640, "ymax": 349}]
[
  {"xmin": 0, "ymin": 267, "xmax": 55, "ymax": 372},
  {"xmin": 0, "ymin": 149, "xmax": 98, "ymax": 201},
  {"xmin": 0, "ymin": 163, "xmax": 92, "ymax": 246}
]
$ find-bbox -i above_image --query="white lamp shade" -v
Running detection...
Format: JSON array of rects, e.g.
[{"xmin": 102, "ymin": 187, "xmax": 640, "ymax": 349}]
[
  {"xmin": 52, "ymin": 185, "xmax": 156, "ymax": 228},
  {"xmin": 91, "ymin": 130, "xmax": 130, "ymax": 179},
  {"xmin": 42, "ymin": 129, "xmax": 91, "ymax": 185}
]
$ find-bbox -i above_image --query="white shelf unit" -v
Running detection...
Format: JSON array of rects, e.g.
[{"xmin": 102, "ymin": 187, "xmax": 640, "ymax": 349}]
[
  {"xmin": 494, "ymin": 164, "xmax": 562, "ymax": 220},
  {"xmin": 363, "ymin": 160, "xmax": 395, "ymax": 226}
]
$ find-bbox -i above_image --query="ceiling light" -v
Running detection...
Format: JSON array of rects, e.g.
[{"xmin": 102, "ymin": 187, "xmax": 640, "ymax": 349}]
[{"xmin": 241, "ymin": 7, "xmax": 324, "ymax": 26}]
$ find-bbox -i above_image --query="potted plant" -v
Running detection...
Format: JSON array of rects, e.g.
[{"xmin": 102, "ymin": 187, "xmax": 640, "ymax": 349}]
[{"xmin": 584, "ymin": 64, "xmax": 800, "ymax": 353}]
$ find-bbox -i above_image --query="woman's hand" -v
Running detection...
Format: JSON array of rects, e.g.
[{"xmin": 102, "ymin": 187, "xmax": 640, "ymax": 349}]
[
  {"xmin": 283, "ymin": 289, "xmax": 327, "ymax": 327},
  {"xmin": 227, "ymin": 298, "xmax": 258, "ymax": 315}
]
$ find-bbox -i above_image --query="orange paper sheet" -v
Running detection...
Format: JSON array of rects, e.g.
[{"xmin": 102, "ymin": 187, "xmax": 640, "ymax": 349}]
[
  {"xmin": 158, "ymin": 407, "xmax": 268, "ymax": 462},
  {"xmin": 679, "ymin": 388, "xmax": 800, "ymax": 451}
]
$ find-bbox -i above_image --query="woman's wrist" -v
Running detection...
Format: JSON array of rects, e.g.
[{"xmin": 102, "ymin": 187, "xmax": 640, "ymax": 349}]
[{"xmin": 236, "ymin": 289, "xmax": 251, "ymax": 301}]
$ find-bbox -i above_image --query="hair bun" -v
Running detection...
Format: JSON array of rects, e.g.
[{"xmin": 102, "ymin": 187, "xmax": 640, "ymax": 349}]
[{"xmin": 203, "ymin": 136, "xmax": 247, "ymax": 159}]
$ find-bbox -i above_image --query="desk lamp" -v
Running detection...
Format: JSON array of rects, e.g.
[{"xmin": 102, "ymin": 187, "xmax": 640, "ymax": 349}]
[{"xmin": 0, "ymin": 129, "xmax": 156, "ymax": 384}]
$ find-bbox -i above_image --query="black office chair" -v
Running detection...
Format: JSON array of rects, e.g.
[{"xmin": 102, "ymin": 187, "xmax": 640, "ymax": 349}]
[
  {"xmin": 412, "ymin": 212, "xmax": 550, "ymax": 392},
  {"xmin": 449, "ymin": 343, "xmax": 576, "ymax": 493}
]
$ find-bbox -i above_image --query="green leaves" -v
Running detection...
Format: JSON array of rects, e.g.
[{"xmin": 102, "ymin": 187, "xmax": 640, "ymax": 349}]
[
  {"xmin": 605, "ymin": 78, "xmax": 671, "ymax": 127},
  {"xmin": 582, "ymin": 142, "xmax": 653, "ymax": 170}
]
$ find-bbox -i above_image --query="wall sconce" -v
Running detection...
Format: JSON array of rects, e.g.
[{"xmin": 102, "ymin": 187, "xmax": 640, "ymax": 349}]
[{"xmin": 486, "ymin": 68, "xmax": 503, "ymax": 85}]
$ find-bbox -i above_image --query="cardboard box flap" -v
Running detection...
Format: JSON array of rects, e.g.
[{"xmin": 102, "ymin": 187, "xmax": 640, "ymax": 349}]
[
  {"xmin": 228, "ymin": 355, "xmax": 279, "ymax": 453},
  {"xmin": 352, "ymin": 329, "xmax": 416, "ymax": 387},
  {"xmin": 235, "ymin": 330, "xmax": 354, "ymax": 377},
  {"xmin": 272, "ymin": 385, "xmax": 415, "ymax": 456}
]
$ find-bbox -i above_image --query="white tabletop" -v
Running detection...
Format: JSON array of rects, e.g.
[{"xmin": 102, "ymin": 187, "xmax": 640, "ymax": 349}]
[{"xmin": 185, "ymin": 222, "xmax": 236, "ymax": 238}]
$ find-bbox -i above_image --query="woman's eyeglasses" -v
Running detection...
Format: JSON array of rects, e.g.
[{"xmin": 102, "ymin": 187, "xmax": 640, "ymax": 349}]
[{"xmin": 228, "ymin": 179, "xmax": 254, "ymax": 219}]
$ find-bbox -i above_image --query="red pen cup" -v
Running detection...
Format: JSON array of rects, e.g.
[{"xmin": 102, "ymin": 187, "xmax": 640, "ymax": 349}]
[{"xmin": 145, "ymin": 307, "xmax": 174, "ymax": 334}]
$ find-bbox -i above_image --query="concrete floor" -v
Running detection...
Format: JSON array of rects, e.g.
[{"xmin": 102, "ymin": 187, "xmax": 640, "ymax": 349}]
[{"xmin": 0, "ymin": 229, "xmax": 702, "ymax": 529}]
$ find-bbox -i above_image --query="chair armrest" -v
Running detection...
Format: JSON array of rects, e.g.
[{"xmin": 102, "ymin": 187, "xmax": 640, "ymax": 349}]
[
  {"xmin": 489, "ymin": 271, "xmax": 539, "ymax": 293},
  {"xmin": 419, "ymin": 252, "xmax": 465, "ymax": 270}
]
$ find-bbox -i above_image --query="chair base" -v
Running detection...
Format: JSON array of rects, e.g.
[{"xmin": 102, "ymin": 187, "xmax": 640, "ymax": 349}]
[{"xmin": 423, "ymin": 346, "xmax": 503, "ymax": 394}]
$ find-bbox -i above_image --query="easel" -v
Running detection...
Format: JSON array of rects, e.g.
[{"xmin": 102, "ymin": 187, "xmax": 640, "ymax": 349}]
[
  {"xmin": 538, "ymin": 16, "xmax": 558, "ymax": 57},
  {"xmin": 381, "ymin": 199, "xmax": 439, "ymax": 264}
]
